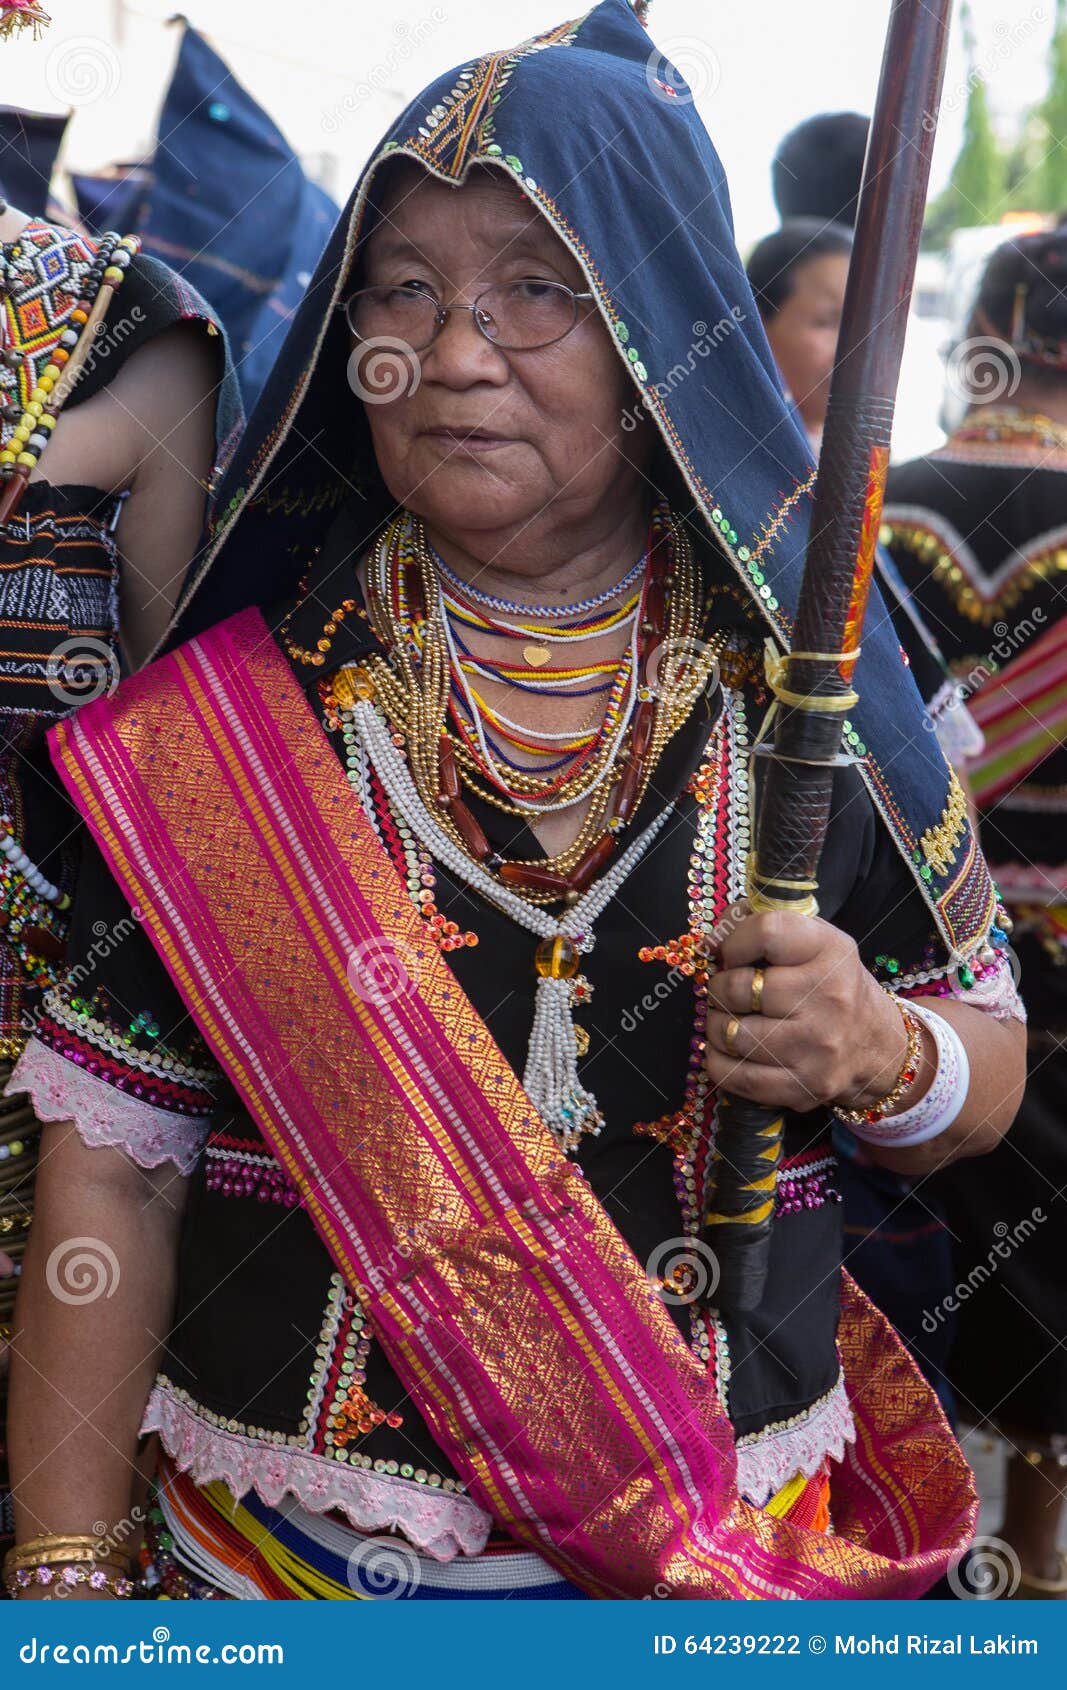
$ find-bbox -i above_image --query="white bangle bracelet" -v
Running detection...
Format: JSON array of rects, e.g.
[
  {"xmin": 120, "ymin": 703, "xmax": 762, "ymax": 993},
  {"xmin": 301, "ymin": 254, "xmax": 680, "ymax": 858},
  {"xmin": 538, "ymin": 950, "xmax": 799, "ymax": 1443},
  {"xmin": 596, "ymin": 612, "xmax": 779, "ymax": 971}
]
[{"xmin": 848, "ymin": 998, "xmax": 970, "ymax": 1148}]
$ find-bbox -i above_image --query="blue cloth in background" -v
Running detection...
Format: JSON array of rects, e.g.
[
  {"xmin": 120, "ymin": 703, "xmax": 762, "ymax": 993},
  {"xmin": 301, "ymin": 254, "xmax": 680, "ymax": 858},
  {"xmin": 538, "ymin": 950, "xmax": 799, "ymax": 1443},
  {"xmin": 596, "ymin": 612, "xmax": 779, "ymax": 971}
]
[
  {"xmin": 71, "ymin": 23, "xmax": 338, "ymax": 413},
  {"xmin": 138, "ymin": 24, "xmax": 338, "ymax": 411},
  {"xmin": 69, "ymin": 165, "xmax": 150, "ymax": 237},
  {"xmin": 0, "ymin": 106, "xmax": 69, "ymax": 217}
]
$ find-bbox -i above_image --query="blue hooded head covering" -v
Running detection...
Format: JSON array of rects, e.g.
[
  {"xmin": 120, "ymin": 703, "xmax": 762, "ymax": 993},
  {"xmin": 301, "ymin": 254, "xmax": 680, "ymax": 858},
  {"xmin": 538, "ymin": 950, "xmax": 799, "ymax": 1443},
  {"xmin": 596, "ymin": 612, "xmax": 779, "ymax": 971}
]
[{"xmin": 178, "ymin": 0, "xmax": 994, "ymax": 959}]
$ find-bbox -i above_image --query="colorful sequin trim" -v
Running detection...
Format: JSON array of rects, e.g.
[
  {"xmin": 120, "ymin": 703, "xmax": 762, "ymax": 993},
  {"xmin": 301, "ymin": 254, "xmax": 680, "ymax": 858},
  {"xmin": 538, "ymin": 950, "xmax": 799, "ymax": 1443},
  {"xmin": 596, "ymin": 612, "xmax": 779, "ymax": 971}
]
[
  {"xmin": 203, "ymin": 1135, "xmax": 299, "ymax": 1207},
  {"xmin": 919, "ymin": 767, "xmax": 969, "ymax": 878},
  {"xmin": 776, "ymin": 1147, "xmax": 841, "ymax": 1216},
  {"xmin": 632, "ymin": 687, "xmax": 752, "ymax": 1392},
  {"xmin": 882, "ymin": 511, "xmax": 1067, "ymax": 626},
  {"xmin": 35, "ymin": 986, "xmax": 219, "ymax": 1115},
  {"xmin": 876, "ymin": 912, "xmax": 1016, "ymax": 1004}
]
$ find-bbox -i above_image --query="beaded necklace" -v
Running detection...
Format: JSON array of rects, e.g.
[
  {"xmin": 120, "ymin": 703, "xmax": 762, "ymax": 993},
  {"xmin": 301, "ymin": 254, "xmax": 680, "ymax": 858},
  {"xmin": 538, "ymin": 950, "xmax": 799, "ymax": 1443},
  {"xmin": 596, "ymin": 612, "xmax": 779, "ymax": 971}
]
[
  {"xmin": 323, "ymin": 503, "xmax": 724, "ymax": 1150},
  {"xmin": 341, "ymin": 693, "xmax": 673, "ymax": 1151},
  {"xmin": 358, "ymin": 506, "xmax": 719, "ymax": 896},
  {"xmin": 442, "ymin": 588, "xmax": 642, "ymax": 642},
  {"xmin": 431, "ymin": 543, "xmax": 646, "ymax": 619},
  {"xmin": 451, "ymin": 634, "xmax": 618, "ymax": 690},
  {"xmin": 0, "ymin": 818, "xmax": 71, "ymax": 987},
  {"xmin": 440, "ymin": 584, "xmax": 641, "ymax": 807},
  {"xmin": 939, "ymin": 407, "xmax": 1067, "ymax": 469}
]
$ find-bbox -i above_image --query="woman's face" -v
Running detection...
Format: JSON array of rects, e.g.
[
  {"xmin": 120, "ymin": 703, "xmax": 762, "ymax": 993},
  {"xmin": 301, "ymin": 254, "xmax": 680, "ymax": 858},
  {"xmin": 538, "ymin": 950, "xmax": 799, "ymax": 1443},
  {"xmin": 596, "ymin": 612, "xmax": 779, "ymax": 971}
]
[
  {"xmin": 352, "ymin": 165, "xmax": 650, "ymax": 556},
  {"xmin": 763, "ymin": 251, "xmax": 850, "ymax": 434}
]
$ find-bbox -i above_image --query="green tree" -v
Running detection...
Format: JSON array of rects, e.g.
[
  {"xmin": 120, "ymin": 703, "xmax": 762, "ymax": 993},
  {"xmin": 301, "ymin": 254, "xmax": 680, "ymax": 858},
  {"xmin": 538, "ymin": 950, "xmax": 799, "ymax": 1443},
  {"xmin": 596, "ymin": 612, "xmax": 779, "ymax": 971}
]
[
  {"xmin": 1036, "ymin": 0, "xmax": 1067, "ymax": 212},
  {"xmin": 924, "ymin": 3, "xmax": 1008, "ymax": 244}
]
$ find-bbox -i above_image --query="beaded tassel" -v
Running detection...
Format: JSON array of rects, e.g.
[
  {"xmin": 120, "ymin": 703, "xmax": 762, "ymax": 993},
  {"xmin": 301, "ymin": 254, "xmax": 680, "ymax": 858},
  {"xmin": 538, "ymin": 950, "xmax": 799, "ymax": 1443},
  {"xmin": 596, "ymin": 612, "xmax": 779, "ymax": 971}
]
[{"xmin": 523, "ymin": 973, "xmax": 603, "ymax": 1151}]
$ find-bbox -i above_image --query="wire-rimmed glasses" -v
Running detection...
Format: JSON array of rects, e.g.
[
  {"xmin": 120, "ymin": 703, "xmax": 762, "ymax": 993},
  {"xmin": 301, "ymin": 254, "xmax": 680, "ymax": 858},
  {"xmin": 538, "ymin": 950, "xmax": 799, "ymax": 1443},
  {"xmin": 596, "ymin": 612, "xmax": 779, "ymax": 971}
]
[{"xmin": 342, "ymin": 279, "xmax": 596, "ymax": 353}]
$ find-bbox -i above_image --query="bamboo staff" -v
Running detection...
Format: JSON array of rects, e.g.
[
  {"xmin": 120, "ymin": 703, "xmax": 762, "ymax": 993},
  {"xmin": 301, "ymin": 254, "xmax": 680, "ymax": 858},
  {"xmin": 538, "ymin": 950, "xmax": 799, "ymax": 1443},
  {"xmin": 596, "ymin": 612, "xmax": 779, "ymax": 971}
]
[{"xmin": 705, "ymin": 0, "xmax": 955, "ymax": 1314}]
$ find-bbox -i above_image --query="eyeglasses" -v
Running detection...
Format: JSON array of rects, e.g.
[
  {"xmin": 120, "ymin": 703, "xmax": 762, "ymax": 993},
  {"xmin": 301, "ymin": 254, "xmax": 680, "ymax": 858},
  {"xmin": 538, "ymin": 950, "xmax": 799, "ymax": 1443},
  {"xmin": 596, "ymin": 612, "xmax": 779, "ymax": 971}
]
[{"xmin": 342, "ymin": 280, "xmax": 596, "ymax": 353}]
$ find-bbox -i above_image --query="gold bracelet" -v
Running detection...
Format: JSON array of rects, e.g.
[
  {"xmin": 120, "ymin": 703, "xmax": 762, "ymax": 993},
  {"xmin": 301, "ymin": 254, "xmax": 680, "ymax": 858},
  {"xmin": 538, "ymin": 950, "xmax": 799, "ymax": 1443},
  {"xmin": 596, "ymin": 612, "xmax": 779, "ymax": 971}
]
[
  {"xmin": 9, "ymin": 1532, "xmax": 104, "ymax": 1557},
  {"xmin": 9, "ymin": 1547, "xmax": 132, "ymax": 1571},
  {"xmin": 5, "ymin": 1535, "xmax": 132, "ymax": 1571},
  {"xmin": 832, "ymin": 995, "xmax": 923, "ymax": 1126}
]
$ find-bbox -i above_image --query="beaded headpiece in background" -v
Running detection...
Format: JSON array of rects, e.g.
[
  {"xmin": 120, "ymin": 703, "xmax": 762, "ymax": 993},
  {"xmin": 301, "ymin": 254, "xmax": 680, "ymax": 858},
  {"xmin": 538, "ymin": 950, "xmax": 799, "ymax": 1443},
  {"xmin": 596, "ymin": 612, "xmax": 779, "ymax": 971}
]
[{"xmin": 0, "ymin": 2, "xmax": 51, "ymax": 41}]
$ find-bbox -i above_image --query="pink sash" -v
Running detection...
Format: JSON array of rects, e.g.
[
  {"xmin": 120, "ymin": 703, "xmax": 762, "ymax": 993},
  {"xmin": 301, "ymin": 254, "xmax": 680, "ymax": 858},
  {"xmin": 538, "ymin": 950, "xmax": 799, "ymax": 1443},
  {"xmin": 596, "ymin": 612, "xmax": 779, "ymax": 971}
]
[{"xmin": 50, "ymin": 607, "xmax": 977, "ymax": 1599}]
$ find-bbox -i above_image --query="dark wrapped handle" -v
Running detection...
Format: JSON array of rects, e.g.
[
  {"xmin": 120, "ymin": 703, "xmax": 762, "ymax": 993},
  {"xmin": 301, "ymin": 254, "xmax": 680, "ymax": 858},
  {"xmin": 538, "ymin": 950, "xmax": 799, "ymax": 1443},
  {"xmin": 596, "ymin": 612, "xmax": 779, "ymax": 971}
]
[{"xmin": 705, "ymin": 1094, "xmax": 785, "ymax": 1312}]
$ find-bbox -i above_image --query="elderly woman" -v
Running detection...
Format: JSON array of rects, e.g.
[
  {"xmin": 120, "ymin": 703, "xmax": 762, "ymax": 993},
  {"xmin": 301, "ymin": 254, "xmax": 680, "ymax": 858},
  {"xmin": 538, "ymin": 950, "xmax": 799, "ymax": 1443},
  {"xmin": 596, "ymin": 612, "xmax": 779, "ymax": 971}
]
[{"xmin": 4, "ymin": 1, "xmax": 1024, "ymax": 1601}]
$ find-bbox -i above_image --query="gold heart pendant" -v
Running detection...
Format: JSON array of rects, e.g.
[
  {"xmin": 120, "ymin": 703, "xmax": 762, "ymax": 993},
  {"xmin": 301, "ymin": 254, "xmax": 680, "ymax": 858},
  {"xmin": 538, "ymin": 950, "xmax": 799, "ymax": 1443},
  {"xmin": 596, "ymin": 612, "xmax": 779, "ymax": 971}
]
[{"xmin": 523, "ymin": 644, "xmax": 552, "ymax": 668}]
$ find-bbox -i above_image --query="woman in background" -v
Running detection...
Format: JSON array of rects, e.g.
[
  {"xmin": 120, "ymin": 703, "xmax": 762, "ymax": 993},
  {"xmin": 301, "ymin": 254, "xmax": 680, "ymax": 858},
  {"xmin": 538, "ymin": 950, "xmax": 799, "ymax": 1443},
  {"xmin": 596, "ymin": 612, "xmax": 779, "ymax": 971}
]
[
  {"xmin": 884, "ymin": 230, "xmax": 1067, "ymax": 1598},
  {"xmin": 746, "ymin": 219, "xmax": 851, "ymax": 453},
  {"xmin": 0, "ymin": 191, "xmax": 240, "ymax": 1553}
]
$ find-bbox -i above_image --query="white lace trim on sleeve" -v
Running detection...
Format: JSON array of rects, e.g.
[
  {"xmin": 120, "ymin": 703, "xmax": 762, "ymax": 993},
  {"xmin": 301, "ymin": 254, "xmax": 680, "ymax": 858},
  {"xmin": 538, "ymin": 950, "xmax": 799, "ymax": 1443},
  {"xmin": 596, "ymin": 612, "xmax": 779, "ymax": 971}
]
[{"xmin": 5, "ymin": 1038, "xmax": 209, "ymax": 1174}]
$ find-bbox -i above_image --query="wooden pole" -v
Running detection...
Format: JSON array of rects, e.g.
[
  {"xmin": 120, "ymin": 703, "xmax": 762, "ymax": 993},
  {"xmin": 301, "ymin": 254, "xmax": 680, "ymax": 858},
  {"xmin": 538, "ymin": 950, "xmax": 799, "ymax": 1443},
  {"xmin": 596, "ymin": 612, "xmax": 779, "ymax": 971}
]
[{"xmin": 706, "ymin": 0, "xmax": 955, "ymax": 1314}]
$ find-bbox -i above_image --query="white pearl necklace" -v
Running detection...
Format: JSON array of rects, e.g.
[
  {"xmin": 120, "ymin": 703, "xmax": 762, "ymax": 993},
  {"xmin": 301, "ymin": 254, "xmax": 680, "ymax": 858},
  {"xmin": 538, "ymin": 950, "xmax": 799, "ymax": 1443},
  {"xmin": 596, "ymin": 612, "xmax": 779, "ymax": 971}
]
[
  {"xmin": 0, "ymin": 822, "xmax": 64, "ymax": 905},
  {"xmin": 345, "ymin": 699, "xmax": 674, "ymax": 1151}
]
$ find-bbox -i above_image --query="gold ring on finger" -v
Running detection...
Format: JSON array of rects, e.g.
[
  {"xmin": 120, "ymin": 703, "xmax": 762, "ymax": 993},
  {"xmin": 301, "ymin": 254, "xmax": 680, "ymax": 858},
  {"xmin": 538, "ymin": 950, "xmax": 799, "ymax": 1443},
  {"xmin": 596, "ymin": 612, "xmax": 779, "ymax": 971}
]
[
  {"xmin": 724, "ymin": 1015, "xmax": 743, "ymax": 1054},
  {"xmin": 750, "ymin": 966, "xmax": 766, "ymax": 1016}
]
